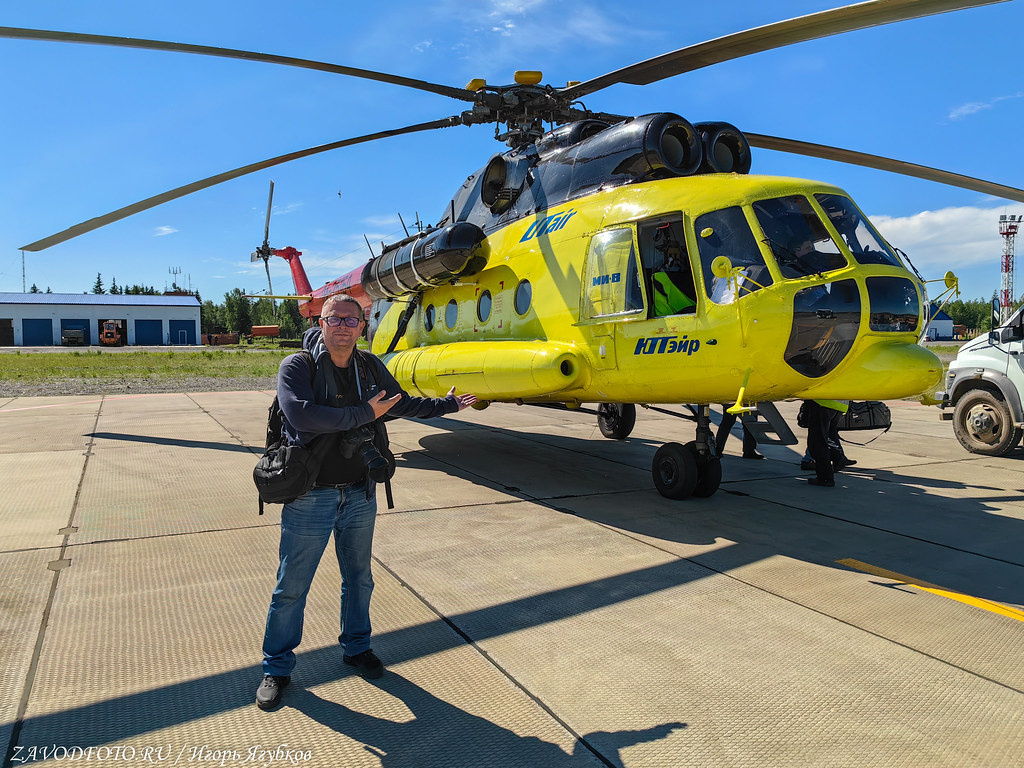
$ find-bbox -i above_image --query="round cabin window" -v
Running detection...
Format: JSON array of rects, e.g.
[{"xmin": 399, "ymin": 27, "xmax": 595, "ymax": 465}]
[
  {"xmin": 477, "ymin": 290, "xmax": 492, "ymax": 323},
  {"xmin": 445, "ymin": 299, "xmax": 458, "ymax": 330},
  {"xmin": 514, "ymin": 280, "xmax": 532, "ymax": 315},
  {"xmin": 424, "ymin": 304, "xmax": 435, "ymax": 332}
]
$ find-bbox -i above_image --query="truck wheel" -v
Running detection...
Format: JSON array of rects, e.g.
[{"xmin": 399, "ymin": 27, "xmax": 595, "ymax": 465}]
[
  {"xmin": 597, "ymin": 403, "xmax": 636, "ymax": 440},
  {"xmin": 952, "ymin": 389, "xmax": 1023, "ymax": 456}
]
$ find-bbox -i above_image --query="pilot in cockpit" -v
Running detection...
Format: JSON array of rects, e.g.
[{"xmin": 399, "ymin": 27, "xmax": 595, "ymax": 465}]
[{"xmin": 651, "ymin": 223, "xmax": 696, "ymax": 317}]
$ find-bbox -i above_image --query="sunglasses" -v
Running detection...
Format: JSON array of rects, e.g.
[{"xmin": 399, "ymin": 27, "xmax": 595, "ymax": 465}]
[{"xmin": 321, "ymin": 316, "xmax": 362, "ymax": 328}]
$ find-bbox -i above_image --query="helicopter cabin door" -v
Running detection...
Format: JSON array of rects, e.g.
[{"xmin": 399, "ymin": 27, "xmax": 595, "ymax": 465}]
[
  {"xmin": 599, "ymin": 218, "xmax": 702, "ymax": 381},
  {"xmin": 579, "ymin": 219, "xmax": 702, "ymax": 381},
  {"xmin": 579, "ymin": 228, "xmax": 646, "ymax": 370}
]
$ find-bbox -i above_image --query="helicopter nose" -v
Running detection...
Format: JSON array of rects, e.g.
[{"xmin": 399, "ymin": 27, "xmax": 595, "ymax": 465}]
[{"xmin": 801, "ymin": 341, "xmax": 942, "ymax": 401}]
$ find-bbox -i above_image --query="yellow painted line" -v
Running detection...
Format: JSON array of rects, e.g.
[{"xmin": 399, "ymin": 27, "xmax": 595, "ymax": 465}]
[{"xmin": 837, "ymin": 558, "xmax": 1024, "ymax": 623}]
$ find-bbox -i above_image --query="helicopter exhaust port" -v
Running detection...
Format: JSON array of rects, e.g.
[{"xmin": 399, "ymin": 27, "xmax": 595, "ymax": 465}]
[{"xmin": 362, "ymin": 222, "xmax": 490, "ymax": 300}]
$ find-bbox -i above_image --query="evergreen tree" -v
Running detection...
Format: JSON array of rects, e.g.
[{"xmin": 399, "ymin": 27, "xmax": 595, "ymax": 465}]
[
  {"xmin": 92, "ymin": 273, "xmax": 105, "ymax": 294},
  {"xmin": 223, "ymin": 288, "xmax": 253, "ymax": 334},
  {"xmin": 29, "ymin": 284, "xmax": 40, "ymax": 293},
  {"xmin": 109, "ymin": 277, "xmax": 121, "ymax": 295},
  {"xmin": 279, "ymin": 298, "xmax": 305, "ymax": 339}
]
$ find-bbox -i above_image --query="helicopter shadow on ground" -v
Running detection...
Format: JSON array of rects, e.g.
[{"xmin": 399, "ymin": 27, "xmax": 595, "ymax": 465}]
[
  {"xmin": 399, "ymin": 412, "xmax": 1024, "ymax": 607},
  {"xmin": 289, "ymin": 673, "xmax": 685, "ymax": 768}
]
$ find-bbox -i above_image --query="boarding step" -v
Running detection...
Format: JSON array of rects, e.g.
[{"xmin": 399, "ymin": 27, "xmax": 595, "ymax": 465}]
[{"xmin": 738, "ymin": 401, "xmax": 798, "ymax": 446}]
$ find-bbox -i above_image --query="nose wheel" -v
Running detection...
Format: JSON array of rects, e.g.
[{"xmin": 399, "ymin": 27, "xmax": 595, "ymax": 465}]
[{"xmin": 651, "ymin": 406, "xmax": 722, "ymax": 499}]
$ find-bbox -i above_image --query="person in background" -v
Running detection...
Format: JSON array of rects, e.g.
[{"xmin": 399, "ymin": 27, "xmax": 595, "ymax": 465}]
[
  {"xmin": 800, "ymin": 399, "xmax": 855, "ymax": 487},
  {"xmin": 716, "ymin": 408, "xmax": 764, "ymax": 460}
]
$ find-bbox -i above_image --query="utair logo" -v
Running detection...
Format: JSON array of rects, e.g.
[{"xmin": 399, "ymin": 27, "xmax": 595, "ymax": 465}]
[
  {"xmin": 519, "ymin": 209, "xmax": 577, "ymax": 242},
  {"xmin": 634, "ymin": 335, "xmax": 701, "ymax": 356}
]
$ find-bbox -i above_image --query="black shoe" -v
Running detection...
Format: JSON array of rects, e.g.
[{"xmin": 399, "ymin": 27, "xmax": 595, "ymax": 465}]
[
  {"xmin": 344, "ymin": 649, "xmax": 384, "ymax": 679},
  {"xmin": 800, "ymin": 460, "xmax": 816, "ymax": 471},
  {"xmin": 742, "ymin": 452, "xmax": 765, "ymax": 460},
  {"xmin": 807, "ymin": 477, "xmax": 835, "ymax": 487},
  {"xmin": 256, "ymin": 674, "xmax": 290, "ymax": 710},
  {"xmin": 834, "ymin": 458, "xmax": 857, "ymax": 471}
]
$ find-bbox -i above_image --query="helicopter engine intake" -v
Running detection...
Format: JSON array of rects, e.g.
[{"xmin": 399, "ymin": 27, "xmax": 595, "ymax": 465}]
[
  {"xmin": 695, "ymin": 121, "xmax": 752, "ymax": 174},
  {"xmin": 362, "ymin": 222, "xmax": 490, "ymax": 300}
]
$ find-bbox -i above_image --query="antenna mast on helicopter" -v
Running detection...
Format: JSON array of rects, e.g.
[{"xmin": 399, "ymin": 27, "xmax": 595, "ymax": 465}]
[{"xmin": 999, "ymin": 214, "xmax": 1022, "ymax": 322}]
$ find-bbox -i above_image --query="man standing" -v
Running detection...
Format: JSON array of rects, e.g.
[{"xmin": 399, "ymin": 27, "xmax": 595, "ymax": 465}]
[
  {"xmin": 801, "ymin": 399, "xmax": 851, "ymax": 487},
  {"xmin": 257, "ymin": 294, "xmax": 477, "ymax": 710}
]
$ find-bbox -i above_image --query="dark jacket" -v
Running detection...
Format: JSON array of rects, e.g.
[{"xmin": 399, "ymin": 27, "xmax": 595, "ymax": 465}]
[{"xmin": 277, "ymin": 326, "xmax": 458, "ymax": 447}]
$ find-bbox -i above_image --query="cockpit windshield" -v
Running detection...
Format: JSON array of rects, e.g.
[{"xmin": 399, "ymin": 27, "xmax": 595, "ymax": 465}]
[
  {"xmin": 815, "ymin": 193, "xmax": 903, "ymax": 267},
  {"xmin": 753, "ymin": 195, "xmax": 847, "ymax": 278}
]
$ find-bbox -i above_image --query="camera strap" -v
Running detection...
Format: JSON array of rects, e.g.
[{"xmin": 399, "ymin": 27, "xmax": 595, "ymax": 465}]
[{"xmin": 353, "ymin": 353, "xmax": 395, "ymax": 510}]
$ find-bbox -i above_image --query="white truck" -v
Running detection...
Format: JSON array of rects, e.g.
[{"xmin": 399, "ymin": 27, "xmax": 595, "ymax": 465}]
[{"xmin": 939, "ymin": 308, "xmax": 1024, "ymax": 455}]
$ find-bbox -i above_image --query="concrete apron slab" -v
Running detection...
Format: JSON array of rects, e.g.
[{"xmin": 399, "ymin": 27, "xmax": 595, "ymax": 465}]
[
  {"xmin": 0, "ymin": 549, "xmax": 62, "ymax": 765},
  {"xmin": 3, "ymin": 392, "xmax": 1024, "ymax": 767},
  {"xmin": 553, "ymin": 490, "xmax": 1024, "ymax": 687},
  {"xmin": 14, "ymin": 529, "xmax": 595, "ymax": 768},
  {"xmin": 373, "ymin": 501, "xmax": 1024, "ymax": 767}
]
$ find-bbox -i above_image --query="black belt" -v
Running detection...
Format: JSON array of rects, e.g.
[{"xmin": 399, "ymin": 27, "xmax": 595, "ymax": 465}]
[{"xmin": 313, "ymin": 478, "xmax": 365, "ymax": 490}]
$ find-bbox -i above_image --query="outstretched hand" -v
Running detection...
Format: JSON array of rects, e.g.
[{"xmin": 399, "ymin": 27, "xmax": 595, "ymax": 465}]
[
  {"xmin": 446, "ymin": 386, "xmax": 478, "ymax": 411},
  {"xmin": 368, "ymin": 390, "xmax": 402, "ymax": 418}
]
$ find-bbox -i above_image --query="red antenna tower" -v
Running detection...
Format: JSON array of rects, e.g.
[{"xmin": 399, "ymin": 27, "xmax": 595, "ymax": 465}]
[{"xmin": 999, "ymin": 214, "xmax": 1023, "ymax": 322}]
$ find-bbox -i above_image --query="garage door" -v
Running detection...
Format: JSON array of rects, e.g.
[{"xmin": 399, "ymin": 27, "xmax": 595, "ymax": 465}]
[
  {"xmin": 169, "ymin": 320, "xmax": 196, "ymax": 346},
  {"xmin": 135, "ymin": 319, "xmax": 163, "ymax": 345},
  {"xmin": 60, "ymin": 319, "xmax": 91, "ymax": 346},
  {"xmin": 22, "ymin": 318, "xmax": 53, "ymax": 346}
]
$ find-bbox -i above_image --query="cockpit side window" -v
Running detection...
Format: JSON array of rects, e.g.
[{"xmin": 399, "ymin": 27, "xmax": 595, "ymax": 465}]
[
  {"xmin": 694, "ymin": 207, "xmax": 773, "ymax": 305},
  {"xmin": 753, "ymin": 195, "xmax": 847, "ymax": 278},
  {"xmin": 815, "ymin": 193, "xmax": 903, "ymax": 267},
  {"xmin": 638, "ymin": 218, "xmax": 697, "ymax": 317},
  {"xmin": 581, "ymin": 228, "xmax": 645, "ymax": 320}
]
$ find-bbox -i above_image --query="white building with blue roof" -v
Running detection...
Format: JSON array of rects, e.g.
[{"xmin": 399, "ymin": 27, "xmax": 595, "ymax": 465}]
[{"xmin": 0, "ymin": 293, "xmax": 201, "ymax": 346}]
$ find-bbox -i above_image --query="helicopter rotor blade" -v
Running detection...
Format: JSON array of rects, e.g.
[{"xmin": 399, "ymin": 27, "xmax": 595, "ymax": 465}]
[
  {"xmin": 561, "ymin": 0, "xmax": 1008, "ymax": 101},
  {"xmin": 20, "ymin": 116, "xmax": 464, "ymax": 251},
  {"xmin": 263, "ymin": 180, "xmax": 275, "ymax": 250},
  {"xmin": 746, "ymin": 133, "xmax": 1024, "ymax": 204},
  {"xmin": 0, "ymin": 26, "xmax": 477, "ymax": 103}
]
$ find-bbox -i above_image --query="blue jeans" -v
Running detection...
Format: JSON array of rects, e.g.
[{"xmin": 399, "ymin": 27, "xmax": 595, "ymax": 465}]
[{"xmin": 262, "ymin": 485, "xmax": 377, "ymax": 676}]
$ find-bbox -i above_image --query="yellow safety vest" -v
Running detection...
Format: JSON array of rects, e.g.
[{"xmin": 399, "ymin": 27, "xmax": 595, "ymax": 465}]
[{"xmin": 652, "ymin": 272, "xmax": 696, "ymax": 316}]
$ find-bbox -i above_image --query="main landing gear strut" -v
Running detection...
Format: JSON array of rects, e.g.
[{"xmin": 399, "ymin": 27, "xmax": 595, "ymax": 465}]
[{"xmin": 541, "ymin": 401, "xmax": 725, "ymax": 499}]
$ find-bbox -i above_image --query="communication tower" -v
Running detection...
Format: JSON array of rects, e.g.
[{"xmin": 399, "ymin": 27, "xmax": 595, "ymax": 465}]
[{"xmin": 1000, "ymin": 215, "xmax": 1023, "ymax": 322}]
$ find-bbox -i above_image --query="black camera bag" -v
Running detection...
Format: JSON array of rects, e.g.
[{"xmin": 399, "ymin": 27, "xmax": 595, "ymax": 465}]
[{"xmin": 254, "ymin": 350, "xmax": 328, "ymax": 513}]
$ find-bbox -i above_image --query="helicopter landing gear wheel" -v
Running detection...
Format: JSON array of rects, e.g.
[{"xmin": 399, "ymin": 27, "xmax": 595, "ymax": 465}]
[
  {"xmin": 597, "ymin": 402, "xmax": 637, "ymax": 440},
  {"xmin": 652, "ymin": 442, "xmax": 698, "ymax": 499},
  {"xmin": 685, "ymin": 441, "xmax": 722, "ymax": 498}
]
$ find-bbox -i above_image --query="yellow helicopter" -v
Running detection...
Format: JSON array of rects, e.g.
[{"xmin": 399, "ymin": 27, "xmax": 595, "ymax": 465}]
[{"xmin": 6, "ymin": 0, "xmax": 1024, "ymax": 500}]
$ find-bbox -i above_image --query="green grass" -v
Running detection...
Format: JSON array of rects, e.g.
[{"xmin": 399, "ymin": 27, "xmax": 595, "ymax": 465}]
[
  {"xmin": 927, "ymin": 344, "xmax": 964, "ymax": 356},
  {"xmin": 0, "ymin": 349, "xmax": 293, "ymax": 383}
]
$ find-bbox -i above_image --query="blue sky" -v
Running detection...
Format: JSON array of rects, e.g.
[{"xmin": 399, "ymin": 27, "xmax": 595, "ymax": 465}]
[{"xmin": 2, "ymin": 0, "xmax": 1022, "ymax": 303}]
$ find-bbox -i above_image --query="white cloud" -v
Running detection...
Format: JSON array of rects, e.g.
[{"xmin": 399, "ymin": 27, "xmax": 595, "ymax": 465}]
[
  {"xmin": 485, "ymin": 0, "xmax": 546, "ymax": 15},
  {"xmin": 871, "ymin": 204, "xmax": 1024, "ymax": 297},
  {"xmin": 153, "ymin": 226, "xmax": 178, "ymax": 237},
  {"xmin": 363, "ymin": 214, "xmax": 400, "ymax": 228},
  {"xmin": 441, "ymin": 0, "xmax": 629, "ymax": 68},
  {"xmin": 413, "ymin": 40, "xmax": 432, "ymax": 53},
  {"xmin": 948, "ymin": 92, "xmax": 1023, "ymax": 121}
]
